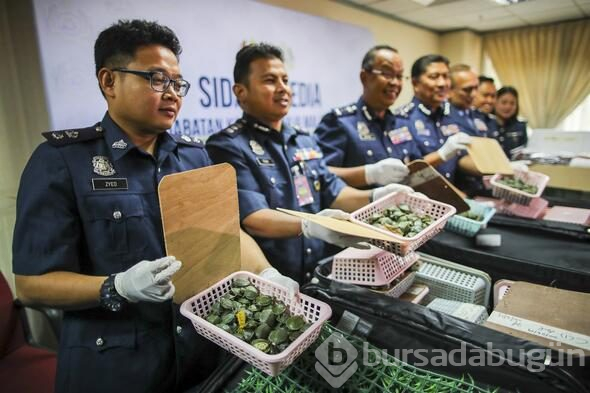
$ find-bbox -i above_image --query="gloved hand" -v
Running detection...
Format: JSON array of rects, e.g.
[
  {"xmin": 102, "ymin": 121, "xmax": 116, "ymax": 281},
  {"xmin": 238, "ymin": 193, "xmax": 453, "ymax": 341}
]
[
  {"xmin": 370, "ymin": 183, "xmax": 414, "ymax": 202},
  {"xmin": 509, "ymin": 160, "xmax": 530, "ymax": 172},
  {"xmin": 364, "ymin": 158, "xmax": 409, "ymax": 186},
  {"xmin": 259, "ymin": 267, "xmax": 300, "ymax": 299},
  {"xmin": 302, "ymin": 209, "xmax": 370, "ymax": 249},
  {"xmin": 114, "ymin": 256, "xmax": 182, "ymax": 303},
  {"xmin": 437, "ymin": 132, "xmax": 471, "ymax": 161}
]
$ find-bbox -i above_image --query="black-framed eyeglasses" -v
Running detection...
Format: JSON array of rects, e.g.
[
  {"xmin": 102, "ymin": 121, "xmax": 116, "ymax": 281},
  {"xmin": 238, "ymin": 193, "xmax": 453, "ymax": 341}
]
[
  {"xmin": 112, "ymin": 68, "xmax": 191, "ymax": 97},
  {"xmin": 367, "ymin": 68, "xmax": 408, "ymax": 82}
]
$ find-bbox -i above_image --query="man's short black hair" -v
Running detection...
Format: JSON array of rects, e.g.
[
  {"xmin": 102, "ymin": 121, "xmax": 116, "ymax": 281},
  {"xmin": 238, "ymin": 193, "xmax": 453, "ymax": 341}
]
[
  {"xmin": 411, "ymin": 54, "xmax": 449, "ymax": 80},
  {"xmin": 234, "ymin": 43, "xmax": 283, "ymax": 85},
  {"xmin": 94, "ymin": 19, "xmax": 182, "ymax": 76},
  {"xmin": 479, "ymin": 75, "xmax": 495, "ymax": 85},
  {"xmin": 361, "ymin": 45, "xmax": 398, "ymax": 70}
]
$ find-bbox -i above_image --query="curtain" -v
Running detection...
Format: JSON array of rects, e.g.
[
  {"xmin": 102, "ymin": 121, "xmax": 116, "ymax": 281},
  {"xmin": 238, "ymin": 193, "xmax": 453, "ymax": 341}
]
[{"xmin": 484, "ymin": 19, "xmax": 590, "ymax": 129}]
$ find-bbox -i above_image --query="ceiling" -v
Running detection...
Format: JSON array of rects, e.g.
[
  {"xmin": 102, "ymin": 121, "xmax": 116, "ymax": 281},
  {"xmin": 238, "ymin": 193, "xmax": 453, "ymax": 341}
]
[{"xmin": 337, "ymin": 0, "xmax": 590, "ymax": 32}]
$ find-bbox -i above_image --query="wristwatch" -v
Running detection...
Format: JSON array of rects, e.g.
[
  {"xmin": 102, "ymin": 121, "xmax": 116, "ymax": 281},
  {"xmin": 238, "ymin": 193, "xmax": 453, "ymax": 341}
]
[{"xmin": 100, "ymin": 274, "xmax": 126, "ymax": 312}]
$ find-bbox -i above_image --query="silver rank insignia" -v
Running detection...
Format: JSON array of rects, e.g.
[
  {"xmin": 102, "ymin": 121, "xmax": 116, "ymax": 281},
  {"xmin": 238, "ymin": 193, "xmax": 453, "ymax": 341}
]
[
  {"xmin": 249, "ymin": 140, "xmax": 265, "ymax": 155},
  {"xmin": 474, "ymin": 118, "xmax": 488, "ymax": 132},
  {"xmin": 92, "ymin": 156, "xmax": 116, "ymax": 176},
  {"xmin": 181, "ymin": 135, "xmax": 192, "ymax": 142},
  {"xmin": 357, "ymin": 122, "xmax": 376, "ymax": 141},
  {"xmin": 112, "ymin": 139, "xmax": 128, "ymax": 149},
  {"xmin": 51, "ymin": 132, "xmax": 64, "ymax": 140},
  {"xmin": 65, "ymin": 130, "xmax": 79, "ymax": 138}
]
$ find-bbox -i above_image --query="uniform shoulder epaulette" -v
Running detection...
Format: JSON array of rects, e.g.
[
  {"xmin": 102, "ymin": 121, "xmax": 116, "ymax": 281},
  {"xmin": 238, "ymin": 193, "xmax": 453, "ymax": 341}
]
[
  {"xmin": 173, "ymin": 134, "xmax": 205, "ymax": 147},
  {"xmin": 393, "ymin": 102, "xmax": 414, "ymax": 118},
  {"xmin": 332, "ymin": 104, "xmax": 357, "ymax": 117},
  {"xmin": 42, "ymin": 124, "xmax": 104, "ymax": 146},
  {"xmin": 293, "ymin": 125, "xmax": 310, "ymax": 135},
  {"xmin": 220, "ymin": 121, "xmax": 244, "ymax": 138}
]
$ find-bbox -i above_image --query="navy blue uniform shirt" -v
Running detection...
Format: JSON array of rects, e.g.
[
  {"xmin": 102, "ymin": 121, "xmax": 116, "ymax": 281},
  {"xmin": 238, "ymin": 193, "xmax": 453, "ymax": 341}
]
[
  {"xmin": 395, "ymin": 97, "xmax": 461, "ymax": 181},
  {"xmin": 314, "ymin": 97, "xmax": 422, "ymax": 170},
  {"xmin": 495, "ymin": 116, "xmax": 528, "ymax": 158},
  {"xmin": 473, "ymin": 109, "xmax": 499, "ymax": 138},
  {"xmin": 448, "ymin": 104, "xmax": 480, "ymax": 136},
  {"xmin": 206, "ymin": 114, "xmax": 346, "ymax": 283},
  {"xmin": 13, "ymin": 113, "xmax": 221, "ymax": 393}
]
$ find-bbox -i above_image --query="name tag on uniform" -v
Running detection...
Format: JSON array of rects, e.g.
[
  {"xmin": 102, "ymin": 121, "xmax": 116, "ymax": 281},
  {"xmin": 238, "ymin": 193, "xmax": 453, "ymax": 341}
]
[
  {"xmin": 256, "ymin": 157, "xmax": 275, "ymax": 166},
  {"xmin": 474, "ymin": 118, "xmax": 488, "ymax": 133},
  {"xmin": 92, "ymin": 178, "xmax": 128, "ymax": 191},
  {"xmin": 388, "ymin": 126, "xmax": 413, "ymax": 145},
  {"xmin": 441, "ymin": 124, "xmax": 460, "ymax": 136}
]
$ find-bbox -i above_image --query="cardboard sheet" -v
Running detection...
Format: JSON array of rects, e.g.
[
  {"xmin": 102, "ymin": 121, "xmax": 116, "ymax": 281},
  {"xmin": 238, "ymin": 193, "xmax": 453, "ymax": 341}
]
[
  {"xmin": 484, "ymin": 281, "xmax": 590, "ymax": 355},
  {"xmin": 159, "ymin": 164, "xmax": 241, "ymax": 303},
  {"xmin": 277, "ymin": 208, "xmax": 399, "ymax": 243},
  {"xmin": 407, "ymin": 160, "xmax": 469, "ymax": 213},
  {"xmin": 467, "ymin": 137, "xmax": 514, "ymax": 175}
]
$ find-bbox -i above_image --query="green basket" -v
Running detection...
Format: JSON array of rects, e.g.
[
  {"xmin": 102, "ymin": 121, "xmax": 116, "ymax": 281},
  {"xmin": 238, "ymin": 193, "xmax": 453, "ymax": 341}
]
[{"xmin": 228, "ymin": 324, "xmax": 501, "ymax": 393}]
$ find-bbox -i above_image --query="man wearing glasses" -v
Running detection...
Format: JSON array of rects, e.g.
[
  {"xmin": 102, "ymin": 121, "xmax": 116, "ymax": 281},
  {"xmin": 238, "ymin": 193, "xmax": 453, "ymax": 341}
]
[
  {"xmin": 314, "ymin": 45, "xmax": 422, "ymax": 189},
  {"xmin": 12, "ymin": 20, "xmax": 296, "ymax": 392},
  {"xmin": 396, "ymin": 54, "xmax": 471, "ymax": 182}
]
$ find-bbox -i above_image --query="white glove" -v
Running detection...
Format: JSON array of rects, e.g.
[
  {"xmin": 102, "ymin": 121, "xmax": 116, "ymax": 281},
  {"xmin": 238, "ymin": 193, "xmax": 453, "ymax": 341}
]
[
  {"xmin": 301, "ymin": 209, "xmax": 370, "ymax": 249},
  {"xmin": 509, "ymin": 160, "xmax": 530, "ymax": 172},
  {"xmin": 371, "ymin": 183, "xmax": 414, "ymax": 202},
  {"xmin": 259, "ymin": 268, "xmax": 300, "ymax": 299},
  {"xmin": 364, "ymin": 158, "xmax": 409, "ymax": 186},
  {"xmin": 114, "ymin": 256, "xmax": 182, "ymax": 303},
  {"xmin": 437, "ymin": 132, "xmax": 471, "ymax": 161}
]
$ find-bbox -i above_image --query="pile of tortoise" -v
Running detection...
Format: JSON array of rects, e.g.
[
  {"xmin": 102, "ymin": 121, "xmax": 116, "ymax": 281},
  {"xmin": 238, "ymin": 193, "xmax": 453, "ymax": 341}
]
[
  {"xmin": 368, "ymin": 203, "xmax": 434, "ymax": 237},
  {"xmin": 205, "ymin": 277, "xmax": 309, "ymax": 354},
  {"xmin": 497, "ymin": 177, "xmax": 538, "ymax": 194}
]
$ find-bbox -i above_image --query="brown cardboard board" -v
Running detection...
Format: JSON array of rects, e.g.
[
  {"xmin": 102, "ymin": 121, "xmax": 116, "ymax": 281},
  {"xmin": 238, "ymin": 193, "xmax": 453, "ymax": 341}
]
[
  {"xmin": 467, "ymin": 137, "xmax": 514, "ymax": 175},
  {"xmin": 484, "ymin": 282, "xmax": 590, "ymax": 355},
  {"xmin": 407, "ymin": 160, "xmax": 469, "ymax": 213},
  {"xmin": 159, "ymin": 164, "xmax": 241, "ymax": 303},
  {"xmin": 277, "ymin": 208, "xmax": 399, "ymax": 242},
  {"xmin": 529, "ymin": 164, "xmax": 590, "ymax": 192}
]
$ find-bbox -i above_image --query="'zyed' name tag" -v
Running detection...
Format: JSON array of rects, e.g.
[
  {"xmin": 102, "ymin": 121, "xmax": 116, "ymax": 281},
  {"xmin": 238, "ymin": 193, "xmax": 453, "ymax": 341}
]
[
  {"xmin": 256, "ymin": 157, "xmax": 275, "ymax": 166},
  {"xmin": 92, "ymin": 178, "xmax": 128, "ymax": 191}
]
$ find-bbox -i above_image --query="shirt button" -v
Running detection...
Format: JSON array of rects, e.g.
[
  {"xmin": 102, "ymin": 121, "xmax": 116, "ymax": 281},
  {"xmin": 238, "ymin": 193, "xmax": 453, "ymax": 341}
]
[
  {"xmin": 283, "ymin": 145, "xmax": 288, "ymax": 152},
  {"xmin": 402, "ymin": 148, "xmax": 408, "ymax": 154},
  {"xmin": 436, "ymin": 122, "xmax": 440, "ymax": 127},
  {"xmin": 113, "ymin": 210, "xmax": 122, "ymax": 220},
  {"xmin": 95, "ymin": 125, "xmax": 103, "ymax": 133},
  {"xmin": 176, "ymin": 325, "xmax": 183, "ymax": 335},
  {"xmin": 424, "ymin": 141, "xmax": 430, "ymax": 146},
  {"xmin": 270, "ymin": 177, "xmax": 276, "ymax": 184},
  {"xmin": 367, "ymin": 150, "xmax": 373, "ymax": 157},
  {"xmin": 386, "ymin": 147, "xmax": 392, "ymax": 153},
  {"xmin": 306, "ymin": 248, "xmax": 312, "ymax": 255},
  {"xmin": 305, "ymin": 272, "xmax": 311, "ymax": 280},
  {"xmin": 311, "ymin": 169, "xmax": 317, "ymax": 176},
  {"xmin": 96, "ymin": 337, "xmax": 104, "ymax": 347},
  {"xmin": 445, "ymin": 173, "xmax": 451, "ymax": 178},
  {"xmin": 439, "ymin": 138, "xmax": 444, "ymax": 144},
  {"xmin": 158, "ymin": 167, "xmax": 161, "ymax": 173}
]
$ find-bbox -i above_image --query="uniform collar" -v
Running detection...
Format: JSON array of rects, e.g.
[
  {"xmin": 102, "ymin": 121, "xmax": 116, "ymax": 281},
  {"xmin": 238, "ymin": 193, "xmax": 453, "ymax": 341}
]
[
  {"xmin": 357, "ymin": 97, "xmax": 393, "ymax": 123},
  {"xmin": 101, "ymin": 112, "xmax": 178, "ymax": 161},
  {"xmin": 241, "ymin": 113, "xmax": 296, "ymax": 144},
  {"xmin": 412, "ymin": 97, "xmax": 450, "ymax": 118}
]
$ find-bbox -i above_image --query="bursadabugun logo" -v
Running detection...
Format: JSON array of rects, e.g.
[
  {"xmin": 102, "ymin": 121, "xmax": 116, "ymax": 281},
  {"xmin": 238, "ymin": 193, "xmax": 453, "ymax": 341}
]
[{"xmin": 314, "ymin": 333, "xmax": 359, "ymax": 388}]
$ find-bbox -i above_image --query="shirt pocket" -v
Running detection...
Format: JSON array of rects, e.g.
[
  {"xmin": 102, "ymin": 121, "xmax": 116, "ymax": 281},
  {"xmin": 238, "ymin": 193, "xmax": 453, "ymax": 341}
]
[{"xmin": 79, "ymin": 194, "xmax": 146, "ymax": 258}]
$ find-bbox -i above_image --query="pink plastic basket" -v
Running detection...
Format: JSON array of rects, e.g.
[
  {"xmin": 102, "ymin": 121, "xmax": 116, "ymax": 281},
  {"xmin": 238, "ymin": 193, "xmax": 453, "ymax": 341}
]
[
  {"xmin": 370, "ymin": 271, "xmax": 417, "ymax": 298},
  {"xmin": 350, "ymin": 193, "xmax": 456, "ymax": 255},
  {"xmin": 331, "ymin": 246, "xmax": 419, "ymax": 286},
  {"xmin": 502, "ymin": 197, "xmax": 548, "ymax": 219},
  {"xmin": 180, "ymin": 271, "xmax": 332, "ymax": 376},
  {"xmin": 490, "ymin": 170, "xmax": 549, "ymax": 205}
]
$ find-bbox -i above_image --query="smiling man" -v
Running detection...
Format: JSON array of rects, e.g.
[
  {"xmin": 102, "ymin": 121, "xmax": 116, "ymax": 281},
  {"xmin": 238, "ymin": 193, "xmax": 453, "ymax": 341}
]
[
  {"xmin": 206, "ymin": 43, "xmax": 413, "ymax": 284},
  {"xmin": 12, "ymin": 20, "xmax": 298, "ymax": 393},
  {"xmin": 314, "ymin": 45, "xmax": 422, "ymax": 188},
  {"xmin": 396, "ymin": 54, "xmax": 472, "ymax": 182}
]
